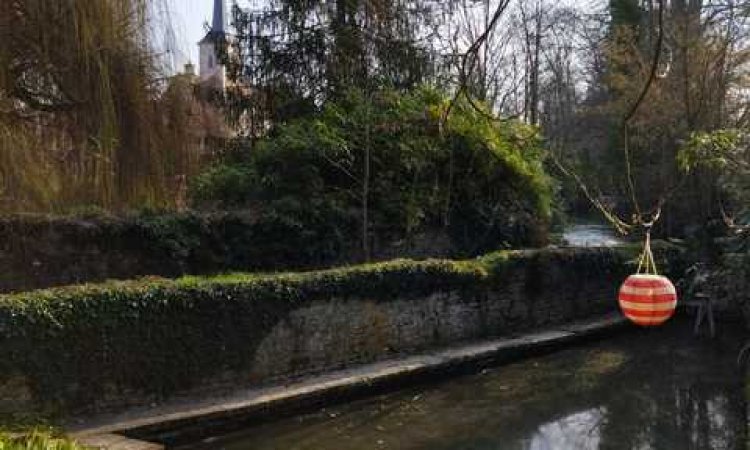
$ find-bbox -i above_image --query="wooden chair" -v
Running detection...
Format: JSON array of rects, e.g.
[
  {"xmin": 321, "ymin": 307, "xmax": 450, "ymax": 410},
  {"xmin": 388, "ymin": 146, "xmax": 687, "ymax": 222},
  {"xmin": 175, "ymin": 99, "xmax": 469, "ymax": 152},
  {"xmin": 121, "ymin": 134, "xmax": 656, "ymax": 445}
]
[
  {"xmin": 684, "ymin": 292, "xmax": 715, "ymax": 338},
  {"xmin": 680, "ymin": 263, "xmax": 716, "ymax": 338}
]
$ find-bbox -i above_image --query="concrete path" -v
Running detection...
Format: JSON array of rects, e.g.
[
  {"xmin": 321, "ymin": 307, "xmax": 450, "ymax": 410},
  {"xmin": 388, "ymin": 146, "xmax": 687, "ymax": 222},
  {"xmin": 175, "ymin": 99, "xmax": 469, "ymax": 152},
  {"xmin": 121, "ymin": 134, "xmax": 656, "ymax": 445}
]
[{"xmin": 71, "ymin": 313, "xmax": 629, "ymax": 449}]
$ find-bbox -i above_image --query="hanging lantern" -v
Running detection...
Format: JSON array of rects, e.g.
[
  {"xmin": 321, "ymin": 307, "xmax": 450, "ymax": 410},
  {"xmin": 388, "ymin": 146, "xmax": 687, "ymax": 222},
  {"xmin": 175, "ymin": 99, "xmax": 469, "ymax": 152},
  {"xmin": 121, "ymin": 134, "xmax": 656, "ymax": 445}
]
[
  {"xmin": 618, "ymin": 274, "xmax": 677, "ymax": 326},
  {"xmin": 618, "ymin": 222, "xmax": 678, "ymax": 326}
]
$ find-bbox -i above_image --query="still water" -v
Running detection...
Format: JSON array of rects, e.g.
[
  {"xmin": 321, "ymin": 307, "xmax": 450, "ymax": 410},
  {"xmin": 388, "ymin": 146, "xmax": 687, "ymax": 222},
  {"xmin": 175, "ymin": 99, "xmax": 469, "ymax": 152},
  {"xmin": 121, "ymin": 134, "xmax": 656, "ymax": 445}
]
[
  {"xmin": 562, "ymin": 224, "xmax": 622, "ymax": 247},
  {"xmin": 193, "ymin": 320, "xmax": 747, "ymax": 450}
]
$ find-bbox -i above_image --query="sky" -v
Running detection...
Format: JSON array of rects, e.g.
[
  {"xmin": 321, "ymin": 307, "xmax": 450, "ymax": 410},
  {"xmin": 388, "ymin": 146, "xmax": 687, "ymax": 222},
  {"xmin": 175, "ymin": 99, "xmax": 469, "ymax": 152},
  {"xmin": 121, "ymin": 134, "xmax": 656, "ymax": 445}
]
[
  {"xmin": 166, "ymin": 0, "xmax": 264, "ymax": 71},
  {"xmin": 167, "ymin": 0, "xmax": 600, "ymax": 73},
  {"xmin": 164, "ymin": 0, "xmax": 215, "ymax": 69}
]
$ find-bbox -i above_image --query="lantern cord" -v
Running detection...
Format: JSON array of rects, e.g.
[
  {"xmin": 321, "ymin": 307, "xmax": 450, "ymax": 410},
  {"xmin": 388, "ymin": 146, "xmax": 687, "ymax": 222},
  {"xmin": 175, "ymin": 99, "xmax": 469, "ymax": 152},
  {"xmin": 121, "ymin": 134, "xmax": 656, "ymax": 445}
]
[
  {"xmin": 553, "ymin": 0, "xmax": 669, "ymax": 238},
  {"xmin": 636, "ymin": 220, "xmax": 659, "ymax": 275},
  {"xmin": 621, "ymin": 0, "xmax": 665, "ymax": 227}
]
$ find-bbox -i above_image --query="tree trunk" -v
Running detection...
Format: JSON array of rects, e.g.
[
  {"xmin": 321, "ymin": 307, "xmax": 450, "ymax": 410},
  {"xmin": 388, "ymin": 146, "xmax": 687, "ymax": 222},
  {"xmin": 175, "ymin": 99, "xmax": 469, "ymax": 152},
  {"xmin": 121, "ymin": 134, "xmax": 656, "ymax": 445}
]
[{"xmin": 362, "ymin": 93, "xmax": 371, "ymax": 261}]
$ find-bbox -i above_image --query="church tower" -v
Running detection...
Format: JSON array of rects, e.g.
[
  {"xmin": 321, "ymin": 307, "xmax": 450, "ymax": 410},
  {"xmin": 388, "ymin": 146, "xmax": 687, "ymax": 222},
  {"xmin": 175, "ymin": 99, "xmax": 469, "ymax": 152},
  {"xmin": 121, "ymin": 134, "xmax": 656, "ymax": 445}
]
[{"xmin": 199, "ymin": 0, "xmax": 227, "ymax": 91}]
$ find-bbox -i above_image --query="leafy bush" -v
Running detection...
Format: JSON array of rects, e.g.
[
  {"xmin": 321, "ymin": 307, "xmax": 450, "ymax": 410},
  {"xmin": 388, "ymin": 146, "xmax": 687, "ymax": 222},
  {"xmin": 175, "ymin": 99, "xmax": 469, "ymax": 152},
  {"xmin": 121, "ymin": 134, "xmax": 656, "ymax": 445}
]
[
  {"xmin": 676, "ymin": 130, "xmax": 750, "ymax": 318},
  {"xmin": 192, "ymin": 87, "xmax": 552, "ymax": 257},
  {"xmin": 0, "ymin": 211, "xmax": 358, "ymax": 293},
  {"xmin": 678, "ymin": 129, "xmax": 750, "ymax": 250}
]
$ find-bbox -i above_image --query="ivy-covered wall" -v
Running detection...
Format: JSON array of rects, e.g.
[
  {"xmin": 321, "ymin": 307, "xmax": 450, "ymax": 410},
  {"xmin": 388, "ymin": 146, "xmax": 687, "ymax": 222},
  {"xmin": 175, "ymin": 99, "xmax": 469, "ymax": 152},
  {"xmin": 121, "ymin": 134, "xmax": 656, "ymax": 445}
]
[
  {"xmin": 0, "ymin": 246, "xmax": 663, "ymax": 419},
  {"xmin": 0, "ymin": 212, "xmax": 344, "ymax": 293},
  {"xmin": 0, "ymin": 211, "xmax": 543, "ymax": 294}
]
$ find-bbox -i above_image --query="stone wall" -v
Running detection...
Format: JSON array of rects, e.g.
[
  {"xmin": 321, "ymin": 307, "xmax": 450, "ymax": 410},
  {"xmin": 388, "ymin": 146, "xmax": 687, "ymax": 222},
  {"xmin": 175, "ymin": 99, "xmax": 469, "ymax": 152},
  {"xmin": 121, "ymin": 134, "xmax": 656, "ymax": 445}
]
[
  {"xmin": 0, "ymin": 213, "xmax": 516, "ymax": 294},
  {"xmin": 0, "ymin": 247, "xmax": 642, "ymax": 418},
  {"xmin": 249, "ymin": 248, "xmax": 634, "ymax": 383},
  {"xmin": 250, "ymin": 271, "xmax": 620, "ymax": 382}
]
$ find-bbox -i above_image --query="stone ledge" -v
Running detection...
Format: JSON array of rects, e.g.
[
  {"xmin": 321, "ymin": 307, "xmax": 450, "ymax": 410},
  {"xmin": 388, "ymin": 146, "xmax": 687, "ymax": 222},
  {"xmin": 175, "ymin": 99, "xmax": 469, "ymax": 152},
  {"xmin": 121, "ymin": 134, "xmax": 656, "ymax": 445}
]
[
  {"xmin": 74, "ymin": 433, "xmax": 163, "ymax": 450},
  {"xmin": 69, "ymin": 313, "xmax": 630, "ymax": 447}
]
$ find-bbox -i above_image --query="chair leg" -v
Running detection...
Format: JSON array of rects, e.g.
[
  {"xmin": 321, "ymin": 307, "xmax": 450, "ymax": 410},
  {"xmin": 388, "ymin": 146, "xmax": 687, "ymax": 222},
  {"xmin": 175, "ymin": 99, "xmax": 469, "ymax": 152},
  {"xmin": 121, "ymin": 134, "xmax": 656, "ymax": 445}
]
[{"xmin": 694, "ymin": 304, "xmax": 704, "ymax": 335}]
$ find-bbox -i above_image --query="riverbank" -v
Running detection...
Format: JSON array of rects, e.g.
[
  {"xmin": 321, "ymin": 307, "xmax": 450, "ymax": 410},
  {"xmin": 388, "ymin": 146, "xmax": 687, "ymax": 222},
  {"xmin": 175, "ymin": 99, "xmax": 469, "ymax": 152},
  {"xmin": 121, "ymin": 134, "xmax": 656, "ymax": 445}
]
[
  {"xmin": 71, "ymin": 314, "xmax": 629, "ymax": 448},
  {"xmin": 200, "ymin": 317, "xmax": 746, "ymax": 450},
  {"xmin": 1, "ymin": 243, "xmax": 690, "ymax": 450}
]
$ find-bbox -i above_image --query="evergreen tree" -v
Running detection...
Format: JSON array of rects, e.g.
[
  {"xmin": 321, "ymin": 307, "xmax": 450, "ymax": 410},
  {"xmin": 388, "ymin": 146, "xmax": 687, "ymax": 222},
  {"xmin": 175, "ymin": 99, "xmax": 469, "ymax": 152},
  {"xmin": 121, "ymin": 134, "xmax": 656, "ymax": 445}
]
[
  {"xmin": 223, "ymin": 0, "xmax": 452, "ymax": 136},
  {"xmin": 610, "ymin": 0, "xmax": 643, "ymax": 29}
]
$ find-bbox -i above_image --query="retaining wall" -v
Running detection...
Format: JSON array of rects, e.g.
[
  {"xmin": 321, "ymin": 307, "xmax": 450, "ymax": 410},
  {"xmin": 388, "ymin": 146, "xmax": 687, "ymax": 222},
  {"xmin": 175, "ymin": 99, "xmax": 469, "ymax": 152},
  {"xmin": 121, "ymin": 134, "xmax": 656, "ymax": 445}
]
[{"xmin": 1, "ymin": 246, "xmax": 679, "ymax": 419}]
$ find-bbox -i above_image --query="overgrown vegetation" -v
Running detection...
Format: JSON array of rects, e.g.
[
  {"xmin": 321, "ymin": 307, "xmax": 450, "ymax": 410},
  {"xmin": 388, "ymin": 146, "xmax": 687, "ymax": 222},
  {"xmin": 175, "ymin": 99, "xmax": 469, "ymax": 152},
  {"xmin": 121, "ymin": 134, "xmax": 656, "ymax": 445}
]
[
  {"xmin": 0, "ymin": 429, "xmax": 86, "ymax": 450},
  {"xmin": 560, "ymin": 0, "xmax": 749, "ymax": 236},
  {"xmin": 193, "ymin": 88, "xmax": 552, "ymax": 258},
  {"xmin": 676, "ymin": 128, "xmax": 750, "ymax": 317},
  {"xmin": 0, "ymin": 210, "xmax": 409, "ymax": 293},
  {"xmin": 679, "ymin": 129, "xmax": 749, "ymax": 246}
]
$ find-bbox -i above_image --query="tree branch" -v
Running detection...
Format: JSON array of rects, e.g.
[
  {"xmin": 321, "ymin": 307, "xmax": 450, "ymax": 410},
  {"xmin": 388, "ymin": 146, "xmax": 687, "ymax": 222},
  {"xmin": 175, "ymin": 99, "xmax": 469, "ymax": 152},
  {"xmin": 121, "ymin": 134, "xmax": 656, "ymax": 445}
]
[{"xmin": 442, "ymin": 0, "xmax": 513, "ymax": 129}]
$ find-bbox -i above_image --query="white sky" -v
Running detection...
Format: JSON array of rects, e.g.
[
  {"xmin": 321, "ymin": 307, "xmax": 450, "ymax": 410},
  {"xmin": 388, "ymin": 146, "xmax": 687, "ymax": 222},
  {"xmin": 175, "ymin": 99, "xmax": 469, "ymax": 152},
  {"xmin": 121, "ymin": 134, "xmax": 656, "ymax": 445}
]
[
  {"xmin": 166, "ymin": 0, "xmax": 603, "ymax": 72},
  {"xmin": 165, "ymin": 0, "xmax": 261, "ymax": 70}
]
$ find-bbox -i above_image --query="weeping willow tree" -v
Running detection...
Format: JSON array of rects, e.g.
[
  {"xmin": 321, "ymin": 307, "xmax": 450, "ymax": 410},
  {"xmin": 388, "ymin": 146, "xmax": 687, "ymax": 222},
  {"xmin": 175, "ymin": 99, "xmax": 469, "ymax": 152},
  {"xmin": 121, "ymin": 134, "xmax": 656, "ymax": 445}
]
[{"xmin": 0, "ymin": 0, "xmax": 197, "ymax": 212}]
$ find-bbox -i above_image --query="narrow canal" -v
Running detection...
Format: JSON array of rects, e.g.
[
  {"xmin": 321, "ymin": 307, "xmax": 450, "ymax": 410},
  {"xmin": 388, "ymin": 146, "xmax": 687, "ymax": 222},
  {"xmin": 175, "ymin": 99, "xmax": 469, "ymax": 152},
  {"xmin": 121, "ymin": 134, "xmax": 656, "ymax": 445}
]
[
  {"xmin": 189, "ymin": 319, "xmax": 747, "ymax": 449},
  {"xmin": 561, "ymin": 223, "xmax": 622, "ymax": 247}
]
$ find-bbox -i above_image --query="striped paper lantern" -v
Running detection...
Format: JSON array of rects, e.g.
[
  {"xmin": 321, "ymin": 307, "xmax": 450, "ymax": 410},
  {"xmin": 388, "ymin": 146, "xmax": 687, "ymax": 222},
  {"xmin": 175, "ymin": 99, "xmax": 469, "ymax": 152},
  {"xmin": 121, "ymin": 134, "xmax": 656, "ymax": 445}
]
[{"xmin": 618, "ymin": 274, "xmax": 677, "ymax": 326}]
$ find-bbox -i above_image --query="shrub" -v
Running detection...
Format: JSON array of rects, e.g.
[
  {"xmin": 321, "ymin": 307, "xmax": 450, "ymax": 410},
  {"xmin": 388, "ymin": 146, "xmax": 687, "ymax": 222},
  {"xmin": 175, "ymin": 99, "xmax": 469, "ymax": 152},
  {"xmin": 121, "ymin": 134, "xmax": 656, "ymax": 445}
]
[
  {"xmin": 0, "ymin": 211, "xmax": 357, "ymax": 293},
  {"xmin": 192, "ymin": 87, "xmax": 553, "ymax": 257}
]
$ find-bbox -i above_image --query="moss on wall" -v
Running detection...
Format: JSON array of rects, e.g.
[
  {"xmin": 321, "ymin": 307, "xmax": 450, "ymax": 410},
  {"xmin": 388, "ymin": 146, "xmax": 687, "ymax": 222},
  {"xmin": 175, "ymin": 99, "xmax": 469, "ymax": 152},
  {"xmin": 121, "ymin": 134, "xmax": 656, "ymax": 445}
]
[
  {"xmin": 0, "ymin": 212, "xmax": 547, "ymax": 294},
  {"xmin": 0, "ymin": 246, "xmax": 672, "ymax": 419}
]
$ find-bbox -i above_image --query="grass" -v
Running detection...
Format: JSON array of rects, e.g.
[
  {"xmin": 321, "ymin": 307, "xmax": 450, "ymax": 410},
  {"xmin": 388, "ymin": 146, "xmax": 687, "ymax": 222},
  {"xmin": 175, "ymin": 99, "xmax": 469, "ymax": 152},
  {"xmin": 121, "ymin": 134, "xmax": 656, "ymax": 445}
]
[{"xmin": 0, "ymin": 429, "xmax": 87, "ymax": 450}]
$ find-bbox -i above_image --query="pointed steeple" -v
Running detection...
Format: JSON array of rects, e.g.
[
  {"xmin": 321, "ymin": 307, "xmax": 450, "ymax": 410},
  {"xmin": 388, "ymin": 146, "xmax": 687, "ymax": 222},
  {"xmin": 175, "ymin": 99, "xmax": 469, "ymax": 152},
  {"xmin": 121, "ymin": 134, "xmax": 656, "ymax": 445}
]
[
  {"xmin": 199, "ymin": 0, "xmax": 227, "ymax": 44},
  {"xmin": 199, "ymin": 0, "xmax": 228, "ymax": 91},
  {"xmin": 211, "ymin": 0, "xmax": 226, "ymax": 35}
]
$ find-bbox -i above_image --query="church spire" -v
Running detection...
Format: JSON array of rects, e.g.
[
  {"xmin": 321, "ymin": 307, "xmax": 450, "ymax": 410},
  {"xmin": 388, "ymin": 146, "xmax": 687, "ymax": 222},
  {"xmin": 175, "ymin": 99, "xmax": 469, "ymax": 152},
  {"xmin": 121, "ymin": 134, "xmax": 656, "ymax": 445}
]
[
  {"xmin": 199, "ymin": 0, "xmax": 228, "ymax": 91},
  {"xmin": 211, "ymin": 0, "xmax": 227, "ymax": 35}
]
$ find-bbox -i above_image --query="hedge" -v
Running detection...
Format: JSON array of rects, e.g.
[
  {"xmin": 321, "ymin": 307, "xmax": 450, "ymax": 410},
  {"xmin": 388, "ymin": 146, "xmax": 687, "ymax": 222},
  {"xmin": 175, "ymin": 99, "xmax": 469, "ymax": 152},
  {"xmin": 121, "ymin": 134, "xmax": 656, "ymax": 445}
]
[
  {"xmin": 0, "ymin": 244, "xmax": 681, "ymax": 417},
  {"xmin": 0, "ymin": 211, "xmax": 353, "ymax": 293},
  {"xmin": 0, "ymin": 210, "xmax": 547, "ymax": 294}
]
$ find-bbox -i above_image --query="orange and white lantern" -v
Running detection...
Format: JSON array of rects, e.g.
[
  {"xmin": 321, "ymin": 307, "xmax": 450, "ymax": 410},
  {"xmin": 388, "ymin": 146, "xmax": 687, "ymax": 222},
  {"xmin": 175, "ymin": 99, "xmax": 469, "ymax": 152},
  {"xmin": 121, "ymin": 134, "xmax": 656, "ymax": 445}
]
[{"xmin": 618, "ymin": 274, "xmax": 677, "ymax": 326}]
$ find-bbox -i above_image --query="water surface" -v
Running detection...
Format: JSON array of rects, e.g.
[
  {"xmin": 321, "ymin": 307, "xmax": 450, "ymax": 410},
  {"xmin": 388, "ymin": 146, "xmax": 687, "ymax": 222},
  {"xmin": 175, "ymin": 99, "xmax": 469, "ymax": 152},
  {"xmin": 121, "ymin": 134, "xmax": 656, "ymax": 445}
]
[
  {"xmin": 562, "ymin": 224, "xmax": 622, "ymax": 247},
  {"xmin": 190, "ymin": 320, "xmax": 747, "ymax": 450}
]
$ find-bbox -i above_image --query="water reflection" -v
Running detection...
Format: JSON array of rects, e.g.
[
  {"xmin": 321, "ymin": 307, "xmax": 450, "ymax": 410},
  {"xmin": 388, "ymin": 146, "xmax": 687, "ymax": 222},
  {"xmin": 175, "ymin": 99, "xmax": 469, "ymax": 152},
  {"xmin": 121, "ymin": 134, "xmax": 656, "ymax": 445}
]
[
  {"xmin": 562, "ymin": 224, "xmax": 622, "ymax": 247},
  {"xmin": 186, "ymin": 320, "xmax": 747, "ymax": 450},
  {"xmin": 529, "ymin": 408, "xmax": 604, "ymax": 450}
]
